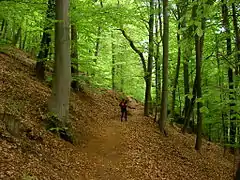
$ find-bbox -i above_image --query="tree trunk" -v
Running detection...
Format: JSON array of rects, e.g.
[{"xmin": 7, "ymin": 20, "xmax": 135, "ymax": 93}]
[
  {"xmin": 232, "ymin": 3, "xmax": 240, "ymax": 66},
  {"xmin": 216, "ymin": 35, "xmax": 227, "ymax": 152},
  {"xmin": 181, "ymin": 1, "xmax": 191, "ymax": 120},
  {"xmin": 3, "ymin": 21, "xmax": 8, "ymax": 39},
  {"xmin": 159, "ymin": 0, "xmax": 169, "ymax": 134},
  {"xmin": 36, "ymin": 0, "xmax": 55, "ymax": 80},
  {"xmin": 22, "ymin": 32, "xmax": 27, "ymax": 50},
  {"xmin": 222, "ymin": 0, "xmax": 236, "ymax": 153},
  {"xmin": 144, "ymin": 0, "xmax": 154, "ymax": 116},
  {"xmin": 112, "ymin": 31, "xmax": 116, "ymax": 90},
  {"xmin": 0, "ymin": 19, "xmax": 5, "ymax": 37},
  {"xmin": 12, "ymin": 27, "xmax": 21, "ymax": 46},
  {"xmin": 182, "ymin": 77, "xmax": 197, "ymax": 133},
  {"xmin": 93, "ymin": 0, "xmax": 103, "ymax": 64},
  {"xmin": 154, "ymin": 2, "xmax": 161, "ymax": 122},
  {"xmin": 171, "ymin": 5, "xmax": 181, "ymax": 117},
  {"xmin": 49, "ymin": 0, "xmax": 71, "ymax": 129},
  {"xmin": 71, "ymin": 24, "xmax": 79, "ymax": 90},
  {"xmin": 195, "ymin": 5, "xmax": 205, "ymax": 151}
]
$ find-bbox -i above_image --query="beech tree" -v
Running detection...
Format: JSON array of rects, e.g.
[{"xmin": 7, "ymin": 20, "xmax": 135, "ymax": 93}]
[
  {"xmin": 159, "ymin": 0, "xmax": 169, "ymax": 133},
  {"xmin": 48, "ymin": 0, "xmax": 72, "ymax": 136}
]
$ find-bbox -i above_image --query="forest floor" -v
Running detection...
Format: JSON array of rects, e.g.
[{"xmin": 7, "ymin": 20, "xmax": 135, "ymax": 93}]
[{"xmin": 0, "ymin": 46, "xmax": 235, "ymax": 180}]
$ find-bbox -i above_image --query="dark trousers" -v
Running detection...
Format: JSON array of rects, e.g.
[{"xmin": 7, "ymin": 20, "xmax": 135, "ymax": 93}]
[{"xmin": 121, "ymin": 109, "xmax": 127, "ymax": 121}]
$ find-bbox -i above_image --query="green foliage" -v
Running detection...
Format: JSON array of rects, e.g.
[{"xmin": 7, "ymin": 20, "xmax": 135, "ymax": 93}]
[
  {"xmin": 2, "ymin": 0, "xmax": 240, "ymax": 148},
  {"xmin": 45, "ymin": 112, "xmax": 74, "ymax": 144}
]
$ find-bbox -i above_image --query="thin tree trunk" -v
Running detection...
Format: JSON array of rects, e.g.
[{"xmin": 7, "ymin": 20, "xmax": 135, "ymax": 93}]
[
  {"xmin": 154, "ymin": 2, "xmax": 161, "ymax": 122},
  {"xmin": 120, "ymin": 64, "xmax": 124, "ymax": 92},
  {"xmin": 0, "ymin": 19, "xmax": 5, "ymax": 37},
  {"xmin": 12, "ymin": 27, "xmax": 21, "ymax": 46},
  {"xmin": 93, "ymin": 0, "xmax": 103, "ymax": 64},
  {"xmin": 232, "ymin": 3, "xmax": 240, "ymax": 66},
  {"xmin": 216, "ymin": 34, "xmax": 227, "ymax": 153},
  {"xmin": 171, "ymin": 5, "xmax": 181, "ymax": 117},
  {"xmin": 71, "ymin": 24, "xmax": 79, "ymax": 90},
  {"xmin": 182, "ymin": 77, "xmax": 197, "ymax": 133},
  {"xmin": 195, "ymin": 4, "xmax": 205, "ymax": 151},
  {"xmin": 3, "ymin": 21, "xmax": 8, "ymax": 39},
  {"xmin": 144, "ymin": 0, "xmax": 154, "ymax": 116},
  {"xmin": 36, "ymin": 0, "xmax": 55, "ymax": 80},
  {"xmin": 159, "ymin": 0, "xmax": 169, "ymax": 134},
  {"xmin": 222, "ymin": 0, "xmax": 235, "ymax": 153},
  {"xmin": 111, "ymin": 31, "xmax": 116, "ymax": 90},
  {"xmin": 22, "ymin": 32, "xmax": 27, "ymax": 50},
  {"xmin": 178, "ymin": 86, "xmax": 182, "ymax": 115}
]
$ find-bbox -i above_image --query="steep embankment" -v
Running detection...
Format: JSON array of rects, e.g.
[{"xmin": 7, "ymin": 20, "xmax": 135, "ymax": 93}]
[{"xmin": 0, "ymin": 47, "xmax": 234, "ymax": 180}]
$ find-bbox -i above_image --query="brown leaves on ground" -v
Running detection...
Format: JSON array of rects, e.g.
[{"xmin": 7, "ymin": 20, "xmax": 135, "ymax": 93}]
[{"xmin": 0, "ymin": 47, "xmax": 234, "ymax": 180}]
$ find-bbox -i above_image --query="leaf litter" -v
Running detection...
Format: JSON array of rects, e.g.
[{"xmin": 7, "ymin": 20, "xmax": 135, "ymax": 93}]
[{"xmin": 0, "ymin": 47, "xmax": 234, "ymax": 180}]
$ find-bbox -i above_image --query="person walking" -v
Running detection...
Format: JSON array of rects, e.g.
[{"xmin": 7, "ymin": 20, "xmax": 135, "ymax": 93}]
[{"xmin": 119, "ymin": 99, "xmax": 128, "ymax": 121}]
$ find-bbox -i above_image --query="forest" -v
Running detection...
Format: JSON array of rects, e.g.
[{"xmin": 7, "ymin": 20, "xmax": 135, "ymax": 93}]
[{"xmin": 0, "ymin": 0, "xmax": 240, "ymax": 179}]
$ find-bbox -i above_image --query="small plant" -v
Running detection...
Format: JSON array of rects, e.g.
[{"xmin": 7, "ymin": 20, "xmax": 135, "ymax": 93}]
[
  {"xmin": 22, "ymin": 174, "xmax": 37, "ymax": 180},
  {"xmin": 45, "ymin": 112, "xmax": 74, "ymax": 143}
]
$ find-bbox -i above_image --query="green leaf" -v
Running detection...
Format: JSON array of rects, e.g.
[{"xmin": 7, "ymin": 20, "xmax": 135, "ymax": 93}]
[{"xmin": 196, "ymin": 27, "xmax": 203, "ymax": 37}]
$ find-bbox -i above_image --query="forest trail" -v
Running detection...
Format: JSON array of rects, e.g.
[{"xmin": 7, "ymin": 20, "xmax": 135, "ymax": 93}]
[
  {"xmin": 81, "ymin": 117, "xmax": 124, "ymax": 179},
  {"xmin": 79, "ymin": 106, "xmax": 140, "ymax": 180},
  {"xmin": 0, "ymin": 47, "xmax": 235, "ymax": 180}
]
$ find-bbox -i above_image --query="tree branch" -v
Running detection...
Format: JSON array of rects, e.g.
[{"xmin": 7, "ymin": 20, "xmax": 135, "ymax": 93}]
[{"xmin": 117, "ymin": 28, "xmax": 147, "ymax": 73}]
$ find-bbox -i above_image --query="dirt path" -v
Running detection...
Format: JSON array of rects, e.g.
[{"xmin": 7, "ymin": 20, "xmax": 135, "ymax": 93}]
[{"xmin": 80, "ymin": 108, "xmax": 138, "ymax": 180}]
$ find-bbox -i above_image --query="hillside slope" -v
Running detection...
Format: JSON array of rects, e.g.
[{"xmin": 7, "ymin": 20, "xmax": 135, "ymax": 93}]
[{"xmin": 0, "ymin": 47, "xmax": 234, "ymax": 180}]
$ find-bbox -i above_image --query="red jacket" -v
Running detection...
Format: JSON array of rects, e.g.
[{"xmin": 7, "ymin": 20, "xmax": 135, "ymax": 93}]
[{"xmin": 119, "ymin": 102, "xmax": 127, "ymax": 109}]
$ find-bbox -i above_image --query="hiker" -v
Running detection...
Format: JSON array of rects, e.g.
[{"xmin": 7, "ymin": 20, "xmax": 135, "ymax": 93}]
[{"xmin": 119, "ymin": 99, "xmax": 128, "ymax": 121}]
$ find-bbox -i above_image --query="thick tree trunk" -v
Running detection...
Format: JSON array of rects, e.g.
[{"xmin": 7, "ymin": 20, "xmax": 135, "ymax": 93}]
[
  {"xmin": 159, "ymin": 0, "xmax": 169, "ymax": 134},
  {"xmin": 36, "ymin": 0, "xmax": 55, "ymax": 80},
  {"xmin": 71, "ymin": 24, "xmax": 79, "ymax": 90},
  {"xmin": 49, "ymin": 0, "xmax": 71, "ymax": 128},
  {"xmin": 144, "ymin": 0, "xmax": 154, "ymax": 116}
]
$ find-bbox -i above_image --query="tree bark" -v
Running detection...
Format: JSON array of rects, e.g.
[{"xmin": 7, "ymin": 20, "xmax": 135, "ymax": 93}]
[
  {"xmin": 182, "ymin": 77, "xmax": 197, "ymax": 133},
  {"xmin": 71, "ymin": 24, "xmax": 79, "ymax": 90},
  {"xmin": 195, "ymin": 3, "xmax": 205, "ymax": 151},
  {"xmin": 154, "ymin": 1, "xmax": 161, "ymax": 122},
  {"xmin": 22, "ymin": 32, "xmax": 27, "ymax": 50},
  {"xmin": 232, "ymin": 3, "xmax": 240, "ymax": 66},
  {"xmin": 93, "ymin": 0, "xmax": 103, "ymax": 64},
  {"xmin": 171, "ymin": 5, "xmax": 181, "ymax": 117},
  {"xmin": 144, "ymin": 0, "xmax": 154, "ymax": 116},
  {"xmin": 12, "ymin": 27, "xmax": 21, "ymax": 46},
  {"xmin": 111, "ymin": 31, "xmax": 116, "ymax": 90},
  {"xmin": 49, "ymin": 0, "xmax": 71, "ymax": 129},
  {"xmin": 159, "ymin": 0, "xmax": 169, "ymax": 133},
  {"xmin": 36, "ymin": 0, "xmax": 55, "ymax": 80},
  {"xmin": 222, "ymin": 0, "xmax": 235, "ymax": 153},
  {"xmin": 0, "ymin": 19, "xmax": 5, "ymax": 37}
]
